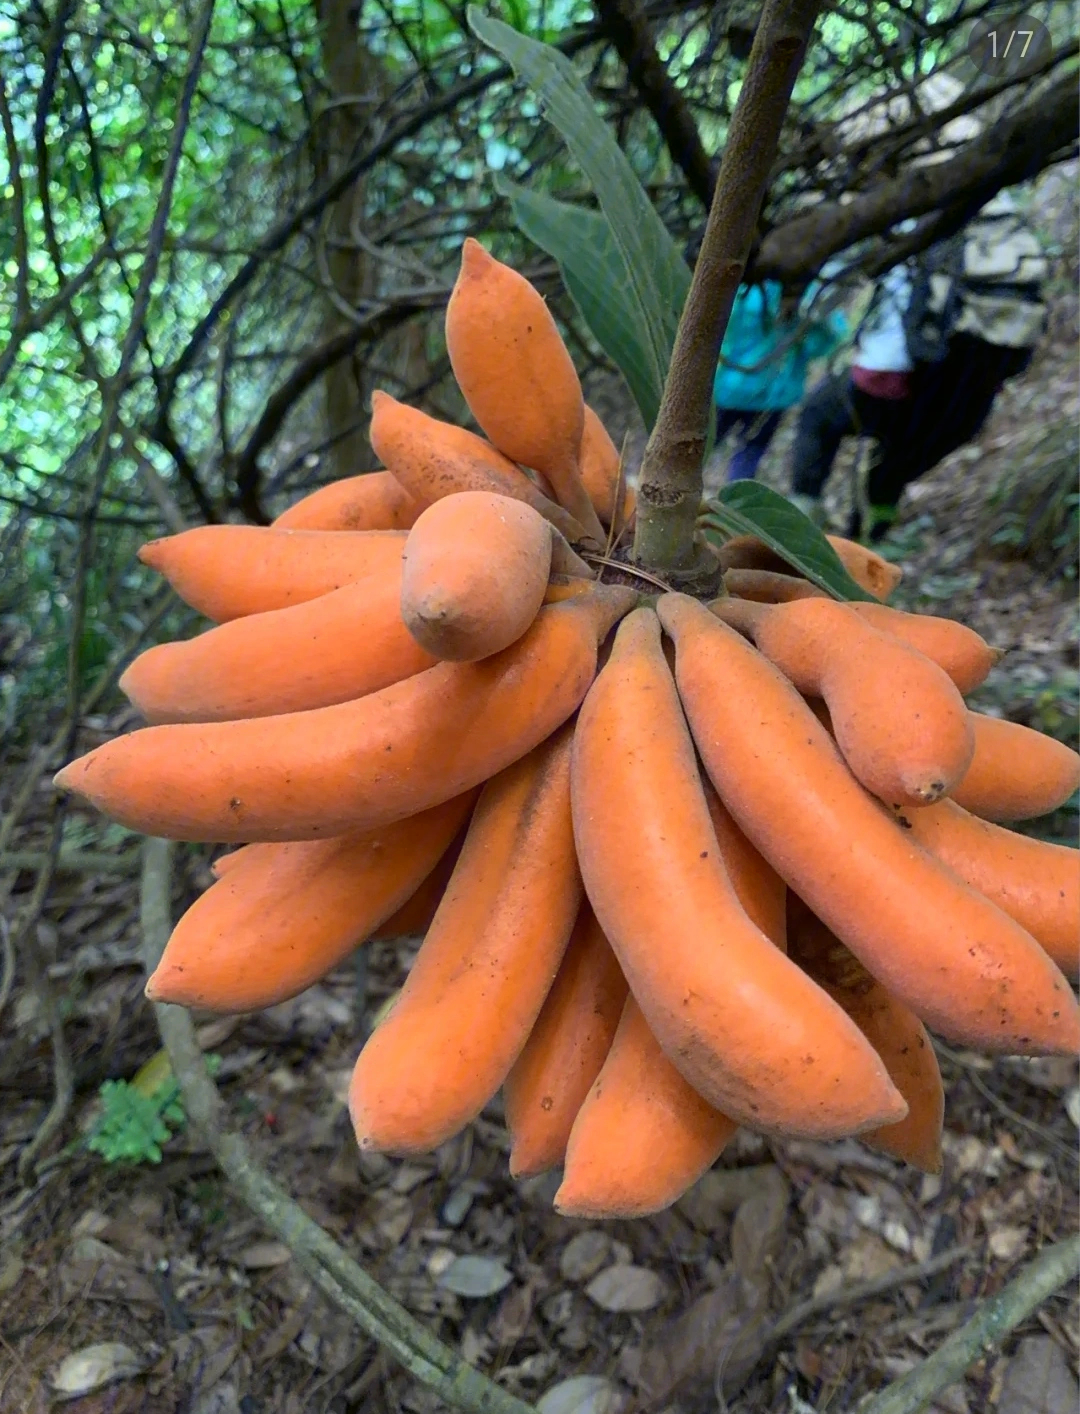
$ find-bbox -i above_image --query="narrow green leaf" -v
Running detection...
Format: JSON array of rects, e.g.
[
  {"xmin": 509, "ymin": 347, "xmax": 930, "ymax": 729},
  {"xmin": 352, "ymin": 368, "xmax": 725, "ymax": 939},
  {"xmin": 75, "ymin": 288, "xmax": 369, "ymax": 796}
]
[
  {"xmin": 494, "ymin": 177, "xmax": 663, "ymax": 428},
  {"xmin": 468, "ymin": 6, "xmax": 689, "ymax": 427},
  {"xmin": 701, "ymin": 482, "xmax": 877, "ymax": 602}
]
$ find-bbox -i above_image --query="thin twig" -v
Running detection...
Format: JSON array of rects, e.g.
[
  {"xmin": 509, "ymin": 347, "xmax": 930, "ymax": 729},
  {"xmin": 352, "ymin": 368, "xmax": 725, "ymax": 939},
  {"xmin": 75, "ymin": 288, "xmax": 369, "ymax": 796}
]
[
  {"xmin": 937, "ymin": 1042, "xmax": 1077, "ymax": 1164},
  {"xmin": 581, "ymin": 553, "xmax": 672, "ymax": 593},
  {"xmin": 857, "ymin": 1235, "xmax": 1080, "ymax": 1414},
  {"xmin": 593, "ymin": 0, "xmax": 714, "ymax": 209},
  {"xmin": 0, "ymin": 581, "xmax": 177, "ymax": 870},
  {"xmin": 0, "ymin": 917, "xmax": 15, "ymax": 1028},
  {"xmin": 139, "ymin": 837, "xmax": 534, "ymax": 1414},
  {"xmin": 15, "ymin": 813, "xmax": 75, "ymax": 1183},
  {"xmin": 767, "ymin": 1244, "xmax": 971, "ymax": 1346},
  {"xmin": 632, "ymin": 0, "xmax": 822, "ymax": 577},
  {"xmin": 0, "ymin": 849, "xmax": 142, "ymax": 875}
]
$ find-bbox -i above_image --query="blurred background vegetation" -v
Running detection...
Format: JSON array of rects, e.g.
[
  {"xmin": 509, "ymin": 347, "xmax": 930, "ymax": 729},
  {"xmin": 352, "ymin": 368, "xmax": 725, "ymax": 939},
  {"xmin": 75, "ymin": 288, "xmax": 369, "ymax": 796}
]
[{"xmin": 0, "ymin": 0, "xmax": 1076, "ymax": 753}]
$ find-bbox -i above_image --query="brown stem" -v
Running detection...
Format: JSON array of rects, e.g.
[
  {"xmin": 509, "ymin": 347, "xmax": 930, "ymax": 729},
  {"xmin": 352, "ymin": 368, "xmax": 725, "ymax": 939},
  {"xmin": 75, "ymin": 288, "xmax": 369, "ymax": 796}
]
[{"xmin": 632, "ymin": 0, "xmax": 822, "ymax": 579}]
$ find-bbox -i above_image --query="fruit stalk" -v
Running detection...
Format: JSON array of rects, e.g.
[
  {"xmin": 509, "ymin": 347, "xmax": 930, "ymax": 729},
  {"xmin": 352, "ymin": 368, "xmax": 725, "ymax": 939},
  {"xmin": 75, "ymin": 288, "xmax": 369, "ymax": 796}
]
[{"xmin": 632, "ymin": 0, "xmax": 822, "ymax": 578}]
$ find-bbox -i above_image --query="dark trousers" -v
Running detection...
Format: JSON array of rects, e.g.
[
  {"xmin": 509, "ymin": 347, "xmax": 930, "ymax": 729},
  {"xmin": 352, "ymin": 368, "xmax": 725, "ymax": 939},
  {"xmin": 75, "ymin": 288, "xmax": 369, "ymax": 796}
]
[
  {"xmin": 715, "ymin": 406, "xmax": 784, "ymax": 482},
  {"xmin": 790, "ymin": 374, "xmax": 906, "ymax": 503},
  {"xmin": 792, "ymin": 336, "xmax": 1032, "ymax": 536},
  {"xmin": 892, "ymin": 334, "xmax": 1034, "ymax": 493}
]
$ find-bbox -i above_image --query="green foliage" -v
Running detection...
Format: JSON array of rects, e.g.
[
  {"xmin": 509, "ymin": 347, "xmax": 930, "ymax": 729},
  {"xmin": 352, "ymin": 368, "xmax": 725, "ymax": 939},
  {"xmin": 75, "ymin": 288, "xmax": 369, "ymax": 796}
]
[
  {"xmin": 470, "ymin": 7, "xmax": 689, "ymax": 432},
  {"xmin": 495, "ymin": 178, "xmax": 683, "ymax": 430},
  {"xmin": 3, "ymin": 0, "xmax": 1072, "ymax": 739},
  {"xmin": 701, "ymin": 483, "xmax": 877, "ymax": 602},
  {"xmin": 86, "ymin": 1077, "xmax": 187, "ymax": 1165},
  {"xmin": 983, "ymin": 424, "xmax": 1080, "ymax": 579},
  {"xmin": 1, "ymin": 0, "xmax": 317, "ymax": 736}
]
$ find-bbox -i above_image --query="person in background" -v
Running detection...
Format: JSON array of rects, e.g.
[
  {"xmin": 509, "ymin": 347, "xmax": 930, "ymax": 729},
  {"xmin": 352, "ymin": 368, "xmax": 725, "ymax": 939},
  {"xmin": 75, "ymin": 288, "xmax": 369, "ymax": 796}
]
[
  {"xmin": 788, "ymin": 190, "xmax": 1047, "ymax": 540},
  {"xmin": 786, "ymin": 261, "xmax": 913, "ymax": 529},
  {"xmin": 712, "ymin": 279, "xmax": 848, "ymax": 483}
]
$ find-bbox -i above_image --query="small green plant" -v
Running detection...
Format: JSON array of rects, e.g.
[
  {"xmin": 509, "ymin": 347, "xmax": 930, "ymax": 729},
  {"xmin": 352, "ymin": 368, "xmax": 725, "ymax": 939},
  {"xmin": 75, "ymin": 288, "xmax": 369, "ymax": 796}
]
[
  {"xmin": 86, "ymin": 1054, "xmax": 221, "ymax": 1165},
  {"xmin": 87, "ymin": 1077, "xmax": 186, "ymax": 1165}
]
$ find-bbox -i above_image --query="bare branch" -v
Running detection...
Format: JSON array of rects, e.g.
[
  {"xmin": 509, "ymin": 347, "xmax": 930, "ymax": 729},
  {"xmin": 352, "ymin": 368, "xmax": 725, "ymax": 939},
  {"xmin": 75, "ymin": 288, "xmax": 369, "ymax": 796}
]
[
  {"xmin": 158, "ymin": 13, "xmax": 663, "ymax": 396},
  {"xmin": 755, "ymin": 68, "xmax": 1079, "ymax": 282},
  {"xmin": 0, "ymin": 69, "xmax": 30, "ymax": 331},
  {"xmin": 594, "ymin": 0, "xmax": 715, "ymax": 209},
  {"xmin": 232, "ymin": 291, "xmax": 446, "ymax": 515},
  {"xmin": 12, "ymin": 810, "xmax": 75, "ymax": 1182}
]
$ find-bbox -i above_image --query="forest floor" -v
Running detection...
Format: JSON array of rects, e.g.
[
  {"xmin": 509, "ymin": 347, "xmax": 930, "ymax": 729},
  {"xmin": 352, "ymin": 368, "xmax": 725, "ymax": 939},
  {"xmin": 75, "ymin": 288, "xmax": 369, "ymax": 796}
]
[{"xmin": 0, "ymin": 336, "xmax": 1077, "ymax": 1414}]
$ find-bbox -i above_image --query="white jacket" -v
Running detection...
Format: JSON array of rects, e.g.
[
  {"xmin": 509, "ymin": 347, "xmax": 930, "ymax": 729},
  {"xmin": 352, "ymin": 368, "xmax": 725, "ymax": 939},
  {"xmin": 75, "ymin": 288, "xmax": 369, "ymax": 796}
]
[{"xmin": 853, "ymin": 263, "xmax": 914, "ymax": 372}]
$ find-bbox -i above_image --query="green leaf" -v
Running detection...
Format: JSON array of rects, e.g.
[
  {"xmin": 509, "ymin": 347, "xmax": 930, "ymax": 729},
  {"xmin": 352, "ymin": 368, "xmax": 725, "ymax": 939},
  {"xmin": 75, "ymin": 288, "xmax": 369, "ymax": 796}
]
[
  {"xmin": 494, "ymin": 178, "xmax": 666, "ymax": 429},
  {"xmin": 468, "ymin": 7, "xmax": 689, "ymax": 429},
  {"xmin": 701, "ymin": 482, "xmax": 877, "ymax": 602}
]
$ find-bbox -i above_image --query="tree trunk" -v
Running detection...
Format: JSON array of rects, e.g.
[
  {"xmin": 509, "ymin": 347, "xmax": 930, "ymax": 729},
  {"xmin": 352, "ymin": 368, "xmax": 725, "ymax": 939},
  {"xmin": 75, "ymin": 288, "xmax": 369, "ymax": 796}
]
[{"xmin": 312, "ymin": 0, "xmax": 385, "ymax": 480}]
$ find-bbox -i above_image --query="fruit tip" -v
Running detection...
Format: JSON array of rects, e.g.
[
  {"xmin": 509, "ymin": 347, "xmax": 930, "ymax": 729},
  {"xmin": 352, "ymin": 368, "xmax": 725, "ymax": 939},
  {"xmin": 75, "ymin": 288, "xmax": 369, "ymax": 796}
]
[
  {"xmin": 506, "ymin": 1146, "xmax": 549, "ymax": 1182},
  {"xmin": 552, "ymin": 1178, "xmax": 633, "ymax": 1221},
  {"xmin": 880, "ymin": 1085, "xmax": 910, "ymax": 1126},
  {"xmin": 920, "ymin": 1146, "xmax": 944, "ymax": 1176},
  {"xmin": 117, "ymin": 664, "xmax": 136, "ymax": 703},
  {"xmin": 52, "ymin": 761, "xmax": 78, "ymax": 793},
  {"xmin": 460, "ymin": 236, "xmax": 492, "ymax": 274},
  {"xmin": 137, "ymin": 539, "xmax": 164, "ymax": 568}
]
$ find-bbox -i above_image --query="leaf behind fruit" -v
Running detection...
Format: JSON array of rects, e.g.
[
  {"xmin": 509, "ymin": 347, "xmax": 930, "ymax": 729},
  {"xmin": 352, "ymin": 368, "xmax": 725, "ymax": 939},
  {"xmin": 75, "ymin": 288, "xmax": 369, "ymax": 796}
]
[
  {"xmin": 495, "ymin": 179, "xmax": 667, "ymax": 430},
  {"xmin": 702, "ymin": 481, "xmax": 877, "ymax": 601},
  {"xmin": 469, "ymin": 7, "xmax": 688, "ymax": 430}
]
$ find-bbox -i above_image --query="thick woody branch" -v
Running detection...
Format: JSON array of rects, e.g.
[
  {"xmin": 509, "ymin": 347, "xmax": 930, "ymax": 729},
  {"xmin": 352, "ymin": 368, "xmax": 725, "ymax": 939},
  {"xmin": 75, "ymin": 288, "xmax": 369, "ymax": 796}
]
[
  {"xmin": 633, "ymin": 0, "xmax": 821, "ymax": 577},
  {"xmin": 754, "ymin": 68, "xmax": 1079, "ymax": 282}
]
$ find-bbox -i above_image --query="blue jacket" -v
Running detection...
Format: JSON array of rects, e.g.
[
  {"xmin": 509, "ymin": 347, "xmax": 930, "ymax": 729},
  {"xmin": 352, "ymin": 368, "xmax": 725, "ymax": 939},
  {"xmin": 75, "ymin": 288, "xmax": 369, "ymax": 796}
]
[{"xmin": 713, "ymin": 281, "xmax": 847, "ymax": 412}]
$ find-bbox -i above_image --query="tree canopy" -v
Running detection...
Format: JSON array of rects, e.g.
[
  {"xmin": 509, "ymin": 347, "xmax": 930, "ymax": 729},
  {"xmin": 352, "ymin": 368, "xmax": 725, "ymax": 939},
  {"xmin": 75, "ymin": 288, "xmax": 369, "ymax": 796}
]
[{"xmin": 1, "ymin": 0, "xmax": 1076, "ymax": 726}]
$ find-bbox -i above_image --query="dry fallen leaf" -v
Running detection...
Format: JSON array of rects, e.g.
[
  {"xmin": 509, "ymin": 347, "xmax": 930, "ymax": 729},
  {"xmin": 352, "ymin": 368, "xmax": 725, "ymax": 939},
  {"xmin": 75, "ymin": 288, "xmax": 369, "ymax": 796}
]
[
  {"xmin": 987, "ymin": 1225, "xmax": 1028, "ymax": 1261},
  {"xmin": 390, "ymin": 1162, "xmax": 431, "ymax": 1194},
  {"xmin": 371, "ymin": 1190, "xmax": 413, "ymax": 1246},
  {"xmin": 0, "ymin": 1242, "xmax": 25, "ymax": 1297},
  {"xmin": 50, "ymin": 1343, "xmax": 145, "ymax": 1399},
  {"xmin": 678, "ymin": 1165, "xmax": 779, "ymax": 1226},
  {"xmin": 930, "ymin": 1382, "xmax": 971, "ymax": 1414},
  {"xmin": 60, "ymin": 1236, "xmax": 160, "ymax": 1307},
  {"xmin": 585, "ymin": 1264, "xmax": 666, "ymax": 1314},
  {"xmin": 434, "ymin": 1254, "xmax": 514, "ymax": 1298},
  {"xmin": 1064, "ymin": 1086, "xmax": 1080, "ymax": 1129},
  {"xmin": 840, "ymin": 1231, "xmax": 904, "ymax": 1283},
  {"xmin": 191, "ymin": 1384, "xmax": 243, "ymax": 1414},
  {"xmin": 162, "ymin": 1324, "xmax": 241, "ymax": 1395},
  {"xmin": 238, "ymin": 1241, "xmax": 292, "ymax": 1270},
  {"xmin": 636, "ymin": 1165, "xmax": 789, "ymax": 1406},
  {"xmin": 560, "ymin": 1230, "xmax": 613, "ymax": 1283},
  {"xmin": 490, "ymin": 1280, "xmax": 537, "ymax": 1347},
  {"xmin": 536, "ymin": 1374, "xmax": 628, "ymax": 1414},
  {"xmin": 997, "ymin": 1334, "xmax": 1080, "ymax": 1414},
  {"xmin": 441, "ymin": 1185, "xmax": 475, "ymax": 1227}
]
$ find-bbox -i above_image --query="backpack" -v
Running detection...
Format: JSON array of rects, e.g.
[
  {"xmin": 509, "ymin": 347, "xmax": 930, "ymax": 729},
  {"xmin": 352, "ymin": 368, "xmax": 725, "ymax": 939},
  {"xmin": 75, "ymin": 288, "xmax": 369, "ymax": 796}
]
[{"xmin": 902, "ymin": 198, "xmax": 1048, "ymax": 364}]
